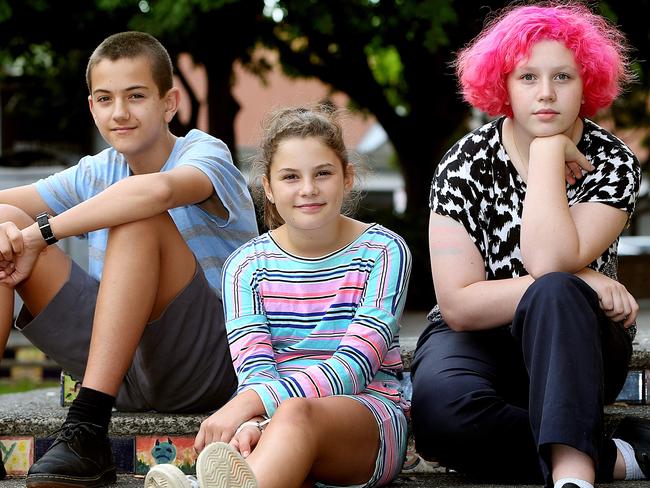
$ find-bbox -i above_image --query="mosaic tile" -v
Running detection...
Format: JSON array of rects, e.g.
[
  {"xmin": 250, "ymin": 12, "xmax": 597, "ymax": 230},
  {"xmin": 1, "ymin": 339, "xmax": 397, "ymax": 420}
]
[
  {"xmin": 136, "ymin": 436, "xmax": 197, "ymax": 475},
  {"xmin": 0, "ymin": 436, "xmax": 34, "ymax": 476},
  {"xmin": 111, "ymin": 437, "xmax": 135, "ymax": 473},
  {"xmin": 60, "ymin": 371, "xmax": 82, "ymax": 407},
  {"xmin": 616, "ymin": 369, "xmax": 645, "ymax": 404},
  {"xmin": 36, "ymin": 437, "xmax": 135, "ymax": 473},
  {"xmin": 400, "ymin": 372, "xmax": 413, "ymax": 404}
]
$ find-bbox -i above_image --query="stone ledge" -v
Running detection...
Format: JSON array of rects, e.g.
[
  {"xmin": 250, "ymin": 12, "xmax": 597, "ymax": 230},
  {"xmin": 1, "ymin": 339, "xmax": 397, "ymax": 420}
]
[
  {"xmin": 2, "ymin": 389, "xmax": 650, "ymax": 438},
  {"xmin": 0, "ymin": 389, "xmax": 202, "ymax": 437},
  {"xmin": 629, "ymin": 349, "xmax": 650, "ymax": 369}
]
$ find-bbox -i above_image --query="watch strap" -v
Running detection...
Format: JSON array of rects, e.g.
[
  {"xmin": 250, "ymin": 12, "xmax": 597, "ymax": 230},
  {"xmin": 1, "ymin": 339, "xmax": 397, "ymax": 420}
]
[{"xmin": 36, "ymin": 212, "xmax": 58, "ymax": 245}]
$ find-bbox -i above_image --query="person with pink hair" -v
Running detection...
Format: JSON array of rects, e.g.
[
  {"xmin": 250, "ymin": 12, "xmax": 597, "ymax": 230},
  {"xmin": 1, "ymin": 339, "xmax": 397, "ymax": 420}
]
[{"xmin": 410, "ymin": 3, "xmax": 646, "ymax": 488}]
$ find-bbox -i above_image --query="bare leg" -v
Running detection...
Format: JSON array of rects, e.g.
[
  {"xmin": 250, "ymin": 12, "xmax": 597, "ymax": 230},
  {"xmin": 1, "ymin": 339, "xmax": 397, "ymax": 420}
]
[
  {"xmin": 247, "ymin": 396, "xmax": 380, "ymax": 488},
  {"xmin": 551, "ymin": 444, "xmax": 595, "ymax": 484},
  {"xmin": 0, "ymin": 286, "xmax": 13, "ymax": 360},
  {"xmin": 25, "ymin": 212, "xmax": 197, "ymax": 488},
  {"xmin": 613, "ymin": 449, "xmax": 626, "ymax": 479},
  {"xmin": 82, "ymin": 212, "xmax": 195, "ymax": 396},
  {"xmin": 0, "ymin": 204, "xmax": 71, "ymax": 358}
]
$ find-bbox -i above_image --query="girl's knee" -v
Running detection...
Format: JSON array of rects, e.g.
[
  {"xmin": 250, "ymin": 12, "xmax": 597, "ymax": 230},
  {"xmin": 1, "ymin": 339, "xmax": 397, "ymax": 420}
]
[
  {"xmin": 412, "ymin": 371, "xmax": 474, "ymax": 434},
  {"xmin": 522, "ymin": 271, "xmax": 597, "ymax": 313},
  {"xmin": 273, "ymin": 397, "xmax": 315, "ymax": 427},
  {"xmin": 528, "ymin": 271, "xmax": 586, "ymax": 296}
]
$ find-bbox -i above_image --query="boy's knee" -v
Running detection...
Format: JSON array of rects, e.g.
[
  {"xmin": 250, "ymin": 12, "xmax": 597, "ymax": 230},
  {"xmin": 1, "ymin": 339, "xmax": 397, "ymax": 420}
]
[
  {"xmin": 0, "ymin": 204, "xmax": 33, "ymax": 227},
  {"xmin": 107, "ymin": 212, "xmax": 170, "ymax": 240}
]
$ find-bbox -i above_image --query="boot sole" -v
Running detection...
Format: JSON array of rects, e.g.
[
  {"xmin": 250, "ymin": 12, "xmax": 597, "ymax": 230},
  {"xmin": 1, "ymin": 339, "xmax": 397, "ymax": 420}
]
[{"xmin": 26, "ymin": 468, "xmax": 117, "ymax": 488}]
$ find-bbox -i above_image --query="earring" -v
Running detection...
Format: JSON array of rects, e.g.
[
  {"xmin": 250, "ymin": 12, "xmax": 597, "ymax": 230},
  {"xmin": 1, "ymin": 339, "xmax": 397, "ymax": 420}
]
[{"xmin": 267, "ymin": 195, "xmax": 274, "ymax": 204}]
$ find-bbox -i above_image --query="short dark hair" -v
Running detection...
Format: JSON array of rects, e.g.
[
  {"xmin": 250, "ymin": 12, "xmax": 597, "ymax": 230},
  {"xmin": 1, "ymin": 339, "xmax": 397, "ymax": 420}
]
[{"xmin": 86, "ymin": 31, "xmax": 173, "ymax": 97}]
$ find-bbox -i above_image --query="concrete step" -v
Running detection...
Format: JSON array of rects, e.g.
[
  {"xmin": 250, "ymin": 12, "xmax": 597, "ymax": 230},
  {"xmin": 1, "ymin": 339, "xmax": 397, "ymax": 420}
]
[{"xmin": 0, "ymin": 389, "xmax": 649, "ymax": 483}]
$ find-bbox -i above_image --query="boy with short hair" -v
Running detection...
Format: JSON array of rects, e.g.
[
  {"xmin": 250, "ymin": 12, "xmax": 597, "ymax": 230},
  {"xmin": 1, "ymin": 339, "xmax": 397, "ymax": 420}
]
[{"xmin": 0, "ymin": 31, "xmax": 258, "ymax": 487}]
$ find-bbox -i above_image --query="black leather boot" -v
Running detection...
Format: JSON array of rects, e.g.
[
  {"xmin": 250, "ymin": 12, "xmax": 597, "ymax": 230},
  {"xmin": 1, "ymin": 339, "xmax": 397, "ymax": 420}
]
[{"xmin": 26, "ymin": 421, "xmax": 116, "ymax": 488}]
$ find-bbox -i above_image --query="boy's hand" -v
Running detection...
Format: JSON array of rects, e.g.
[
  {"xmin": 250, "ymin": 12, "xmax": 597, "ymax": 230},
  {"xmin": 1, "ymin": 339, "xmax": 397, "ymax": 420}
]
[
  {"xmin": 0, "ymin": 223, "xmax": 46, "ymax": 285},
  {"xmin": 0, "ymin": 222, "xmax": 24, "ymax": 262}
]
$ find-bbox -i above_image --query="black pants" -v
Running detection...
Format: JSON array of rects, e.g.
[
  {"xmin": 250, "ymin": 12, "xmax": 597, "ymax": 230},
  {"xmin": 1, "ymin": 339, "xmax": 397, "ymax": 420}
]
[{"xmin": 411, "ymin": 272, "xmax": 632, "ymax": 486}]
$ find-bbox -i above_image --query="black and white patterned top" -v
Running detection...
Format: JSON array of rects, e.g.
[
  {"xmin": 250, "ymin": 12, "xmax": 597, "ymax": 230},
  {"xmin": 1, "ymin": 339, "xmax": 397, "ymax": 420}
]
[{"xmin": 428, "ymin": 117, "xmax": 641, "ymax": 330}]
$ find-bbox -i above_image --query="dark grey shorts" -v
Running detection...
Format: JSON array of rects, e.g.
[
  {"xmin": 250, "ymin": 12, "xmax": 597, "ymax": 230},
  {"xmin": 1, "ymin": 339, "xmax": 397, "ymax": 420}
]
[{"xmin": 16, "ymin": 260, "xmax": 236, "ymax": 413}]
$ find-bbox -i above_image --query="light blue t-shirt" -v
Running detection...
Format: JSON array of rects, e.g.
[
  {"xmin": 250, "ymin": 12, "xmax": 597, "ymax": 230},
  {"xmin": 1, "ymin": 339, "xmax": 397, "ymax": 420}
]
[{"xmin": 35, "ymin": 129, "xmax": 258, "ymax": 298}]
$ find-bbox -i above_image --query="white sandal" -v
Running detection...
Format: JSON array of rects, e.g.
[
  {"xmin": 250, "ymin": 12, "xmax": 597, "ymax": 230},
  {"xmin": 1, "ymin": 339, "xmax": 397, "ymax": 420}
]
[{"xmin": 196, "ymin": 442, "xmax": 257, "ymax": 488}]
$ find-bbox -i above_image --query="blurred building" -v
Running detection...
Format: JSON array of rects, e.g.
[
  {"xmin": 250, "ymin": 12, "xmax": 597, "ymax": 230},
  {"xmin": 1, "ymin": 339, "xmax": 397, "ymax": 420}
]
[{"xmin": 174, "ymin": 50, "xmax": 406, "ymax": 214}]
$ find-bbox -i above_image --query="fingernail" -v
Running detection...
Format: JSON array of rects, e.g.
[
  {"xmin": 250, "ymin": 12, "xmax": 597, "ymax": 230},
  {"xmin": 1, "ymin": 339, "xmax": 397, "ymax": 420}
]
[{"xmin": 243, "ymin": 451, "xmax": 249, "ymax": 457}]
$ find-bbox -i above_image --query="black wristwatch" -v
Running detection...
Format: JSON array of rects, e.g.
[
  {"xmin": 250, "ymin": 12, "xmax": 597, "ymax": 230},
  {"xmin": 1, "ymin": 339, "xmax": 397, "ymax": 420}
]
[{"xmin": 36, "ymin": 212, "xmax": 58, "ymax": 245}]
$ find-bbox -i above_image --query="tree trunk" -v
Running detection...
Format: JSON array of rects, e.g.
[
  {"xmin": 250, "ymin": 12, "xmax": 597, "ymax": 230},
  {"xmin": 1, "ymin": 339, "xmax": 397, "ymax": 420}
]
[{"xmin": 205, "ymin": 61, "xmax": 240, "ymax": 164}]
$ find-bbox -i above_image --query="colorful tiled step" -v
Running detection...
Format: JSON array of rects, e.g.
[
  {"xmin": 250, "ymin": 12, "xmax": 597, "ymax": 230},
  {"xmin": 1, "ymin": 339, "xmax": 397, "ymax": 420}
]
[{"xmin": 0, "ymin": 388, "xmax": 649, "ymax": 482}]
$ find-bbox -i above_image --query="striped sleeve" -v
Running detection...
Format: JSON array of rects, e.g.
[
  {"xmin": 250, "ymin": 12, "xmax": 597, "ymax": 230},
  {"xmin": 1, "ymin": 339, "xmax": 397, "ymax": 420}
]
[
  {"xmin": 222, "ymin": 242, "xmax": 282, "ymax": 391},
  {"xmin": 249, "ymin": 233, "xmax": 411, "ymax": 416}
]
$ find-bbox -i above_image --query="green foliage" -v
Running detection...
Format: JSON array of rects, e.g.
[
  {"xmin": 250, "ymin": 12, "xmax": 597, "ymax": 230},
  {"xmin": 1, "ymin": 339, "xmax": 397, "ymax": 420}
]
[{"xmin": 0, "ymin": 379, "xmax": 58, "ymax": 395}]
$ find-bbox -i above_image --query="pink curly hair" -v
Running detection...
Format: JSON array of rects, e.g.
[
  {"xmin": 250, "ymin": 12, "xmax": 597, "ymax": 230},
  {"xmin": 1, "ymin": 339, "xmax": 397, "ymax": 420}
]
[{"xmin": 456, "ymin": 2, "xmax": 634, "ymax": 118}]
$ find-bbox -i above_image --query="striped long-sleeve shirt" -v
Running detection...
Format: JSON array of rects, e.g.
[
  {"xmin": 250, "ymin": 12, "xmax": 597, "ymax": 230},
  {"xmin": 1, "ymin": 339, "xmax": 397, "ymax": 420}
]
[{"xmin": 222, "ymin": 224, "xmax": 412, "ymax": 416}]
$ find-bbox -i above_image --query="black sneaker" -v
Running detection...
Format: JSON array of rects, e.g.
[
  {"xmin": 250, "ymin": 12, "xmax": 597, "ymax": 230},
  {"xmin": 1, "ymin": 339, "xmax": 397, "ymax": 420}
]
[
  {"xmin": 26, "ymin": 422, "xmax": 116, "ymax": 488},
  {"xmin": 0, "ymin": 457, "xmax": 6, "ymax": 480},
  {"xmin": 612, "ymin": 416, "xmax": 650, "ymax": 477}
]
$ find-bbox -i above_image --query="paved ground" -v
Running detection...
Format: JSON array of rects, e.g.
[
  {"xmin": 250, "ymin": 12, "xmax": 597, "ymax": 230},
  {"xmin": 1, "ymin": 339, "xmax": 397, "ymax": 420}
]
[{"xmin": 2, "ymin": 474, "xmax": 648, "ymax": 488}]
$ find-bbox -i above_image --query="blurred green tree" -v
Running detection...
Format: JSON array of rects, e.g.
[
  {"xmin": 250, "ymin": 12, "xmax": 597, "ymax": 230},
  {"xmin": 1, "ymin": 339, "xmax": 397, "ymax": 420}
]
[
  {"xmin": 1, "ymin": 0, "xmax": 645, "ymax": 204},
  {"xmin": 0, "ymin": 0, "xmax": 647, "ymax": 306},
  {"xmin": 0, "ymin": 0, "xmax": 135, "ymax": 153}
]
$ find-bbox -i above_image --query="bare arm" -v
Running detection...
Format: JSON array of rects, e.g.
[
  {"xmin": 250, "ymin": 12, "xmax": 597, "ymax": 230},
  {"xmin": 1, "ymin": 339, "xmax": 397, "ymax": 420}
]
[
  {"xmin": 44, "ymin": 165, "xmax": 214, "ymax": 240},
  {"xmin": 0, "ymin": 185, "xmax": 54, "ymax": 217},
  {"xmin": 429, "ymin": 212, "xmax": 533, "ymax": 331},
  {"xmin": 429, "ymin": 212, "xmax": 637, "ymax": 331},
  {"xmin": 0, "ymin": 166, "xmax": 214, "ymax": 284},
  {"xmin": 521, "ymin": 134, "xmax": 628, "ymax": 277}
]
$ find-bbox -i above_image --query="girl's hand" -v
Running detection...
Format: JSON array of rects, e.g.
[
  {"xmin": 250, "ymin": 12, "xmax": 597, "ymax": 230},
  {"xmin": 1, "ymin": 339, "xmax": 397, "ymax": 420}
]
[
  {"xmin": 194, "ymin": 390, "xmax": 265, "ymax": 453},
  {"xmin": 194, "ymin": 403, "xmax": 243, "ymax": 453},
  {"xmin": 575, "ymin": 268, "xmax": 638, "ymax": 328},
  {"xmin": 229, "ymin": 420, "xmax": 263, "ymax": 458},
  {"xmin": 530, "ymin": 134, "xmax": 594, "ymax": 185}
]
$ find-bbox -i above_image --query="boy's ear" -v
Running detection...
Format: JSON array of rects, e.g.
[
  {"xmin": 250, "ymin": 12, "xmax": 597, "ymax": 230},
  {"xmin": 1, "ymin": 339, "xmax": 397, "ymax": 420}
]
[
  {"xmin": 87, "ymin": 95, "xmax": 98, "ymax": 123},
  {"xmin": 163, "ymin": 87, "xmax": 181, "ymax": 124}
]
